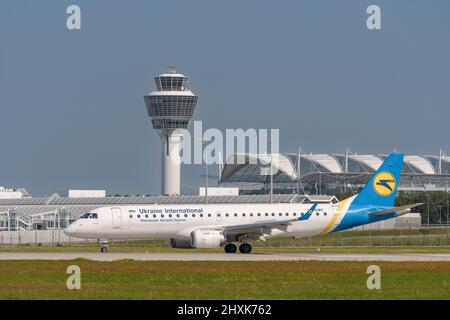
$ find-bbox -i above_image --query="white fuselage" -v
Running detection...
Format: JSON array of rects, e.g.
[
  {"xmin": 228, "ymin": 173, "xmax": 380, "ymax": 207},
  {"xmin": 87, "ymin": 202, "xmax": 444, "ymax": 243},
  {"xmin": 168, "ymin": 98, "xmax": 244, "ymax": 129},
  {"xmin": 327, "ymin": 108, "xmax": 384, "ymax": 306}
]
[{"xmin": 65, "ymin": 201, "xmax": 346, "ymax": 242}]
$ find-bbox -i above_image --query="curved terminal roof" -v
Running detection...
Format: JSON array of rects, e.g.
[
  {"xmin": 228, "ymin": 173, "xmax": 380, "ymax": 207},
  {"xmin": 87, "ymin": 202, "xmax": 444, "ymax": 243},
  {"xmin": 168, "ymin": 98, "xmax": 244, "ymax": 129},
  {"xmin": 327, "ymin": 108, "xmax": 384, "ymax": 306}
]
[
  {"xmin": 303, "ymin": 154, "xmax": 342, "ymax": 173},
  {"xmin": 350, "ymin": 155, "xmax": 383, "ymax": 171},
  {"xmin": 403, "ymin": 155, "xmax": 435, "ymax": 174},
  {"xmin": 221, "ymin": 153, "xmax": 449, "ymax": 183}
]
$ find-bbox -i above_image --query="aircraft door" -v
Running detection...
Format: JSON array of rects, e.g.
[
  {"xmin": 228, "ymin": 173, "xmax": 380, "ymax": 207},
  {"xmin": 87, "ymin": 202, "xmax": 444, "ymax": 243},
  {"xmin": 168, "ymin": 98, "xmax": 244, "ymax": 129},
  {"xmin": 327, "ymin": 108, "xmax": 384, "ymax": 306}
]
[{"xmin": 111, "ymin": 208, "xmax": 122, "ymax": 228}]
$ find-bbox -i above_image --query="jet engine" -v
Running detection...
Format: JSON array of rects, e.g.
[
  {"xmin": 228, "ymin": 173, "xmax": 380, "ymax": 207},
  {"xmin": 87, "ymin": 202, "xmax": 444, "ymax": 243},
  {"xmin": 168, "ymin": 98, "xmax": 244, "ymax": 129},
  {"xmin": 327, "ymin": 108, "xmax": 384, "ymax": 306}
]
[
  {"xmin": 169, "ymin": 238, "xmax": 193, "ymax": 248},
  {"xmin": 190, "ymin": 230, "xmax": 225, "ymax": 248}
]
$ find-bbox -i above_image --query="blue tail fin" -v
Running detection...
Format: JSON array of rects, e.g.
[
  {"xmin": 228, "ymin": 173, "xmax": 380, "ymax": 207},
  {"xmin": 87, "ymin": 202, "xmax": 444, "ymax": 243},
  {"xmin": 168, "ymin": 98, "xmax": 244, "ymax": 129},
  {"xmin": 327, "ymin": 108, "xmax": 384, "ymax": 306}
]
[{"xmin": 352, "ymin": 153, "xmax": 404, "ymax": 207}]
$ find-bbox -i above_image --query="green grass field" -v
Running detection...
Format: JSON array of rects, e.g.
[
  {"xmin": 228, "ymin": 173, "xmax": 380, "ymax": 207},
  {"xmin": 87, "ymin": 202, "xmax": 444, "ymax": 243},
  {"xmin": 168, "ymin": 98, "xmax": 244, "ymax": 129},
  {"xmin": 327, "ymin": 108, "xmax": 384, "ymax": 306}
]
[{"xmin": 0, "ymin": 260, "xmax": 449, "ymax": 299}]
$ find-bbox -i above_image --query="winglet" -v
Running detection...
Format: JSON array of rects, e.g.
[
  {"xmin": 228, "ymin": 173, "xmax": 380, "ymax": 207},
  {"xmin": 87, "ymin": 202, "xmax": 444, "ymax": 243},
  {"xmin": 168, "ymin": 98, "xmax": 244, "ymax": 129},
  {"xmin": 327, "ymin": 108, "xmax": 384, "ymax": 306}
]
[{"xmin": 298, "ymin": 202, "xmax": 319, "ymax": 221}]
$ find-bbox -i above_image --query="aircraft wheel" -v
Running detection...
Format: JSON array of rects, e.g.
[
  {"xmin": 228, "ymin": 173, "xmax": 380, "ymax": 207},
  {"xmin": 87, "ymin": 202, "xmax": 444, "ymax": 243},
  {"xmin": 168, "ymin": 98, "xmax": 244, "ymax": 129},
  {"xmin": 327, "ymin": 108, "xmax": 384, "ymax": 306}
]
[
  {"xmin": 224, "ymin": 243, "xmax": 237, "ymax": 254},
  {"xmin": 239, "ymin": 243, "xmax": 252, "ymax": 254},
  {"xmin": 100, "ymin": 246, "xmax": 109, "ymax": 253}
]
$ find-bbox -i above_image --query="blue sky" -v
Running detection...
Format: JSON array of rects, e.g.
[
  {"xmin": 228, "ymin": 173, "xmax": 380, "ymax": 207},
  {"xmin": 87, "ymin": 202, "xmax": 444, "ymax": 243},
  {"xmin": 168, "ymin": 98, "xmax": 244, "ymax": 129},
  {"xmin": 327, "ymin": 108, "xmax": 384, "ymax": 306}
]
[{"xmin": 0, "ymin": 0, "xmax": 449, "ymax": 196}]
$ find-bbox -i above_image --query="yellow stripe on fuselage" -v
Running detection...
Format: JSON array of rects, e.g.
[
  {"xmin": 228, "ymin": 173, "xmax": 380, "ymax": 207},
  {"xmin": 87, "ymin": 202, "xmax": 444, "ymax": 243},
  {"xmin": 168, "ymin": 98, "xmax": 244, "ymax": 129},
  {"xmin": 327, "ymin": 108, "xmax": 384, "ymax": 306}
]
[{"xmin": 320, "ymin": 198, "xmax": 348, "ymax": 235}]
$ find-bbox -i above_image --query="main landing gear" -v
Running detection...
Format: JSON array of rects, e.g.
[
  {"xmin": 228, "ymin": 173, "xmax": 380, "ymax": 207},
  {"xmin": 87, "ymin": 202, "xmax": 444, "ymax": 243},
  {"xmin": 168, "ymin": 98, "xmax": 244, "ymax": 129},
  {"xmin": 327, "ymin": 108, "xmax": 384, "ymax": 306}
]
[
  {"xmin": 239, "ymin": 243, "xmax": 252, "ymax": 254},
  {"xmin": 224, "ymin": 243, "xmax": 237, "ymax": 253},
  {"xmin": 224, "ymin": 243, "xmax": 252, "ymax": 254}
]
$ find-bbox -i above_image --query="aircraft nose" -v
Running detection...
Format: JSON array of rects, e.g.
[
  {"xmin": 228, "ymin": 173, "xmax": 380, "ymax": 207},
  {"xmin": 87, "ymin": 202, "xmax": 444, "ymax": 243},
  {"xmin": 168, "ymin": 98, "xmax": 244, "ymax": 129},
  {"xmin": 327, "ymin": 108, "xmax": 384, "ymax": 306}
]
[{"xmin": 64, "ymin": 224, "xmax": 78, "ymax": 236}]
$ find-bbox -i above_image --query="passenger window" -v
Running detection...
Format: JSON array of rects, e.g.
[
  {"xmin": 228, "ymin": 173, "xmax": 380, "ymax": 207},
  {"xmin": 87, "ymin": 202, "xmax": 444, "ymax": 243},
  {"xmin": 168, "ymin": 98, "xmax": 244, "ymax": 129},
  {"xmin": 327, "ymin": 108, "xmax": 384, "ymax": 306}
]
[
  {"xmin": 217, "ymin": 213, "xmax": 221, "ymax": 217},
  {"xmin": 324, "ymin": 212, "xmax": 327, "ymax": 216},
  {"xmin": 285, "ymin": 213, "xmax": 289, "ymax": 216},
  {"xmin": 161, "ymin": 214, "xmax": 164, "ymax": 218},
  {"xmin": 250, "ymin": 213, "xmax": 253, "ymax": 217},
  {"xmin": 271, "ymin": 213, "xmax": 275, "ymax": 216},
  {"xmin": 316, "ymin": 212, "xmax": 319, "ymax": 216},
  {"xmin": 176, "ymin": 214, "xmax": 180, "ymax": 218},
  {"xmin": 279, "ymin": 213, "xmax": 283, "ymax": 217},
  {"xmin": 137, "ymin": 215, "xmax": 141, "ymax": 218},
  {"xmin": 129, "ymin": 214, "xmax": 133, "ymax": 218},
  {"xmin": 293, "ymin": 213, "xmax": 297, "ymax": 216},
  {"xmin": 257, "ymin": 213, "xmax": 261, "ymax": 217},
  {"xmin": 234, "ymin": 213, "xmax": 238, "ymax": 217},
  {"xmin": 184, "ymin": 214, "xmax": 188, "ymax": 218},
  {"xmin": 192, "ymin": 214, "xmax": 196, "ymax": 218},
  {"xmin": 225, "ymin": 213, "xmax": 229, "ymax": 217},
  {"xmin": 153, "ymin": 214, "xmax": 156, "ymax": 218},
  {"xmin": 208, "ymin": 214, "xmax": 211, "ymax": 217},
  {"xmin": 169, "ymin": 214, "xmax": 172, "ymax": 218},
  {"xmin": 265, "ymin": 213, "xmax": 269, "ymax": 216}
]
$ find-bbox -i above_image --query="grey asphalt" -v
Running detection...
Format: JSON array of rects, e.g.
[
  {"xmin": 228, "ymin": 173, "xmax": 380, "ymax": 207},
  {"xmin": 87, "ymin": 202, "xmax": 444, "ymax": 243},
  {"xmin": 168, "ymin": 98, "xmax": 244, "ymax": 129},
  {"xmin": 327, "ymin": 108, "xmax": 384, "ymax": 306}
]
[{"xmin": 1, "ymin": 252, "xmax": 450, "ymax": 261}]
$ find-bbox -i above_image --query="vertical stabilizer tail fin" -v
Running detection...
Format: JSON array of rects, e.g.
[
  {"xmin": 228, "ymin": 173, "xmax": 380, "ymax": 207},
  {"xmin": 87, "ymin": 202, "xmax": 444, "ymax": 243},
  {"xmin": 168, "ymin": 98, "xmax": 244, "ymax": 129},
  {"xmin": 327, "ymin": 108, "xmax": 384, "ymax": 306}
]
[{"xmin": 352, "ymin": 153, "xmax": 404, "ymax": 207}]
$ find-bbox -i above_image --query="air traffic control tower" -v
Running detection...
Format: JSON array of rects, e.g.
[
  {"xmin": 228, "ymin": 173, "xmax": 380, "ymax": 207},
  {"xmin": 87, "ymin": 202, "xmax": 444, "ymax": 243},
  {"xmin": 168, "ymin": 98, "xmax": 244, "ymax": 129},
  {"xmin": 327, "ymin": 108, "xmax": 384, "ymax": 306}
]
[{"xmin": 144, "ymin": 68, "xmax": 198, "ymax": 195}]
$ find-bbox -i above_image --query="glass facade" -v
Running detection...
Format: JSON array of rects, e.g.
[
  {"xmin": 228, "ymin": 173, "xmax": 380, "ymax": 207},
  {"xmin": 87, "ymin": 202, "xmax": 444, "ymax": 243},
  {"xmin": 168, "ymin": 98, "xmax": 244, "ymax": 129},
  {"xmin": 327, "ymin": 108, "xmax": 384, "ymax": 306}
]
[
  {"xmin": 145, "ymin": 95, "xmax": 198, "ymax": 129},
  {"xmin": 155, "ymin": 76, "xmax": 188, "ymax": 91}
]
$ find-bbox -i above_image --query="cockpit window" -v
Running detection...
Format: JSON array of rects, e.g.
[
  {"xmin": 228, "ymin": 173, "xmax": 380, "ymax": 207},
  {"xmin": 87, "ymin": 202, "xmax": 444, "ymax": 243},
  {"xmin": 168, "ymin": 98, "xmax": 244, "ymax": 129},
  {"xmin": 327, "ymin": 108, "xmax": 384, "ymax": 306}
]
[{"xmin": 80, "ymin": 213, "xmax": 98, "ymax": 219}]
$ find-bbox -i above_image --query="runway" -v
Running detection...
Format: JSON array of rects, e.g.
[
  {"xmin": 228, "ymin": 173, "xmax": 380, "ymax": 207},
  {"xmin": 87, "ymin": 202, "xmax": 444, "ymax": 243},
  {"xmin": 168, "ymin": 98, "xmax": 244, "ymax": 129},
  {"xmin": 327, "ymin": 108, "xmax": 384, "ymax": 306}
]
[{"xmin": 1, "ymin": 252, "xmax": 450, "ymax": 261}]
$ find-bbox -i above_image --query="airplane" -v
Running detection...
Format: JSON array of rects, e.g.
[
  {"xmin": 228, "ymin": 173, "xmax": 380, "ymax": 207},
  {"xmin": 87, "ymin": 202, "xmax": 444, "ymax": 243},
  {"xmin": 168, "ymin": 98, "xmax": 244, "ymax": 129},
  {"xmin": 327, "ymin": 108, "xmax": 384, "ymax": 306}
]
[{"xmin": 64, "ymin": 153, "xmax": 422, "ymax": 253}]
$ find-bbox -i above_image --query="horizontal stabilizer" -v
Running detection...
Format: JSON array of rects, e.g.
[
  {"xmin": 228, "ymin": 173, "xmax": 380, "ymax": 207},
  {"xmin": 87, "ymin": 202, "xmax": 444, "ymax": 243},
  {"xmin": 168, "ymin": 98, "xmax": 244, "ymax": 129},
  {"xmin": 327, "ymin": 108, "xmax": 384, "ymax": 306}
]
[{"xmin": 368, "ymin": 203, "xmax": 423, "ymax": 216}]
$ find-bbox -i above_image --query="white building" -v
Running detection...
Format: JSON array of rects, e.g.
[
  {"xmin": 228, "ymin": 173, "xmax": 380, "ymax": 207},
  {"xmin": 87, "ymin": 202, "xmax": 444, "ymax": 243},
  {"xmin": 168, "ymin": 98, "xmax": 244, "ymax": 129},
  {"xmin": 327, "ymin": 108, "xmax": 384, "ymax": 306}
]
[
  {"xmin": 68, "ymin": 190, "xmax": 106, "ymax": 198},
  {"xmin": 0, "ymin": 187, "xmax": 29, "ymax": 199}
]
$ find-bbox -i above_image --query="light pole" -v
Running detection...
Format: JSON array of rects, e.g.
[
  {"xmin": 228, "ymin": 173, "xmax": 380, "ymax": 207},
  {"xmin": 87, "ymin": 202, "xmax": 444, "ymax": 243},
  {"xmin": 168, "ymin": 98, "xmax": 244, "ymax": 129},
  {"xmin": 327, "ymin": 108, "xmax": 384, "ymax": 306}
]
[
  {"xmin": 202, "ymin": 140, "xmax": 212, "ymax": 204},
  {"xmin": 426, "ymin": 193, "xmax": 430, "ymax": 228},
  {"xmin": 438, "ymin": 205, "xmax": 443, "ymax": 225},
  {"xmin": 447, "ymin": 199, "xmax": 449, "ymax": 236},
  {"xmin": 270, "ymin": 155, "xmax": 273, "ymax": 204}
]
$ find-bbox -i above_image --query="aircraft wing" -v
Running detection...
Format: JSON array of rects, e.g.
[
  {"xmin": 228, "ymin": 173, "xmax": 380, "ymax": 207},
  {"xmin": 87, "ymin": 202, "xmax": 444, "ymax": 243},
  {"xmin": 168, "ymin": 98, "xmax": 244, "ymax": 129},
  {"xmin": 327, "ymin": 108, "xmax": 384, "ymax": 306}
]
[
  {"xmin": 193, "ymin": 203, "xmax": 319, "ymax": 240},
  {"xmin": 218, "ymin": 219, "xmax": 295, "ymax": 240},
  {"xmin": 368, "ymin": 203, "xmax": 423, "ymax": 216},
  {"xmin": 223, "ymin": 219, "xmax": 293, "ymax": 232}
]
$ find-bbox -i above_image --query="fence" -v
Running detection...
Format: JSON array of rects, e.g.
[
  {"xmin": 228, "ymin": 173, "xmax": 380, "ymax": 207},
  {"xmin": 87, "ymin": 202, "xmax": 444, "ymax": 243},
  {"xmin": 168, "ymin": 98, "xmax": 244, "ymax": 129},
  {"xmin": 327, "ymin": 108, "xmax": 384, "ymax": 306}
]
[
  {"xmin": 0, "ymin": 230, "xmax": 85, "ymax": 246},
  {"xmin": 0, "ymin": 228, "xmax": 449, "ymax": 247}
]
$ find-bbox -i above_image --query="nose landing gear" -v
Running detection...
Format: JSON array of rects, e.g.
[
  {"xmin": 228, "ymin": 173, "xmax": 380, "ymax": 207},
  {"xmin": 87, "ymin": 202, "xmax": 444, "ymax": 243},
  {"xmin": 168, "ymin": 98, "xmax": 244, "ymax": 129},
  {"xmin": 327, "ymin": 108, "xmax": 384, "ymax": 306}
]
[{"xmin": 100, "ymin": 240, "xmax": 109, "ymax": 253}]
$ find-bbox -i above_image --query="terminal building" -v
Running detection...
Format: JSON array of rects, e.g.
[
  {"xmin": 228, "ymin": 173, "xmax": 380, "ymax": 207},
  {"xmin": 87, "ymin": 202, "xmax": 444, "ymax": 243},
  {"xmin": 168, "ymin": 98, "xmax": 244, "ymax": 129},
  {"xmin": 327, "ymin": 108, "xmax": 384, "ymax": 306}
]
[{"xmin": 219, "ymin": 152, "xmax": 450, "ymax": 195}]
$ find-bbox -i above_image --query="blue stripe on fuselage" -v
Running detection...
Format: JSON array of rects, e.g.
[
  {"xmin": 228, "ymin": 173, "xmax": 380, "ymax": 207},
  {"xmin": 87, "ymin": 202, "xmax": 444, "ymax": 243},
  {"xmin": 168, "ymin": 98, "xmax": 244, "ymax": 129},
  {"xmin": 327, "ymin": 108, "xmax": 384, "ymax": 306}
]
[{"xmin": 333, "ymin": 203, "xmax": 397, "ymax": 232}]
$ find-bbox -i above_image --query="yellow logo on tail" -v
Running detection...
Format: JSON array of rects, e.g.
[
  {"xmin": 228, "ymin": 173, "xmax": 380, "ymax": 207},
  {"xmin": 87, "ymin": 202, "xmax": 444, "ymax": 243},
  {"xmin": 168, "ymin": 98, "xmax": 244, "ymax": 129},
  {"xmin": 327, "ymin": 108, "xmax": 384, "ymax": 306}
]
[{"xmin": 373, "ymin": 171, "xmax": 396, "ymax": 196}]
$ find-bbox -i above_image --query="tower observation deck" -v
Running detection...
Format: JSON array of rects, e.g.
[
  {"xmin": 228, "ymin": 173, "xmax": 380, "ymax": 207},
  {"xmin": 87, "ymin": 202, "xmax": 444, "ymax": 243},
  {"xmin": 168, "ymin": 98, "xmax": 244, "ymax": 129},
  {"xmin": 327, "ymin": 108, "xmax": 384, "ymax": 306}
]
[{"xmin": 144, "ymin": 68, "xmax": 198, "ymax": 195}]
